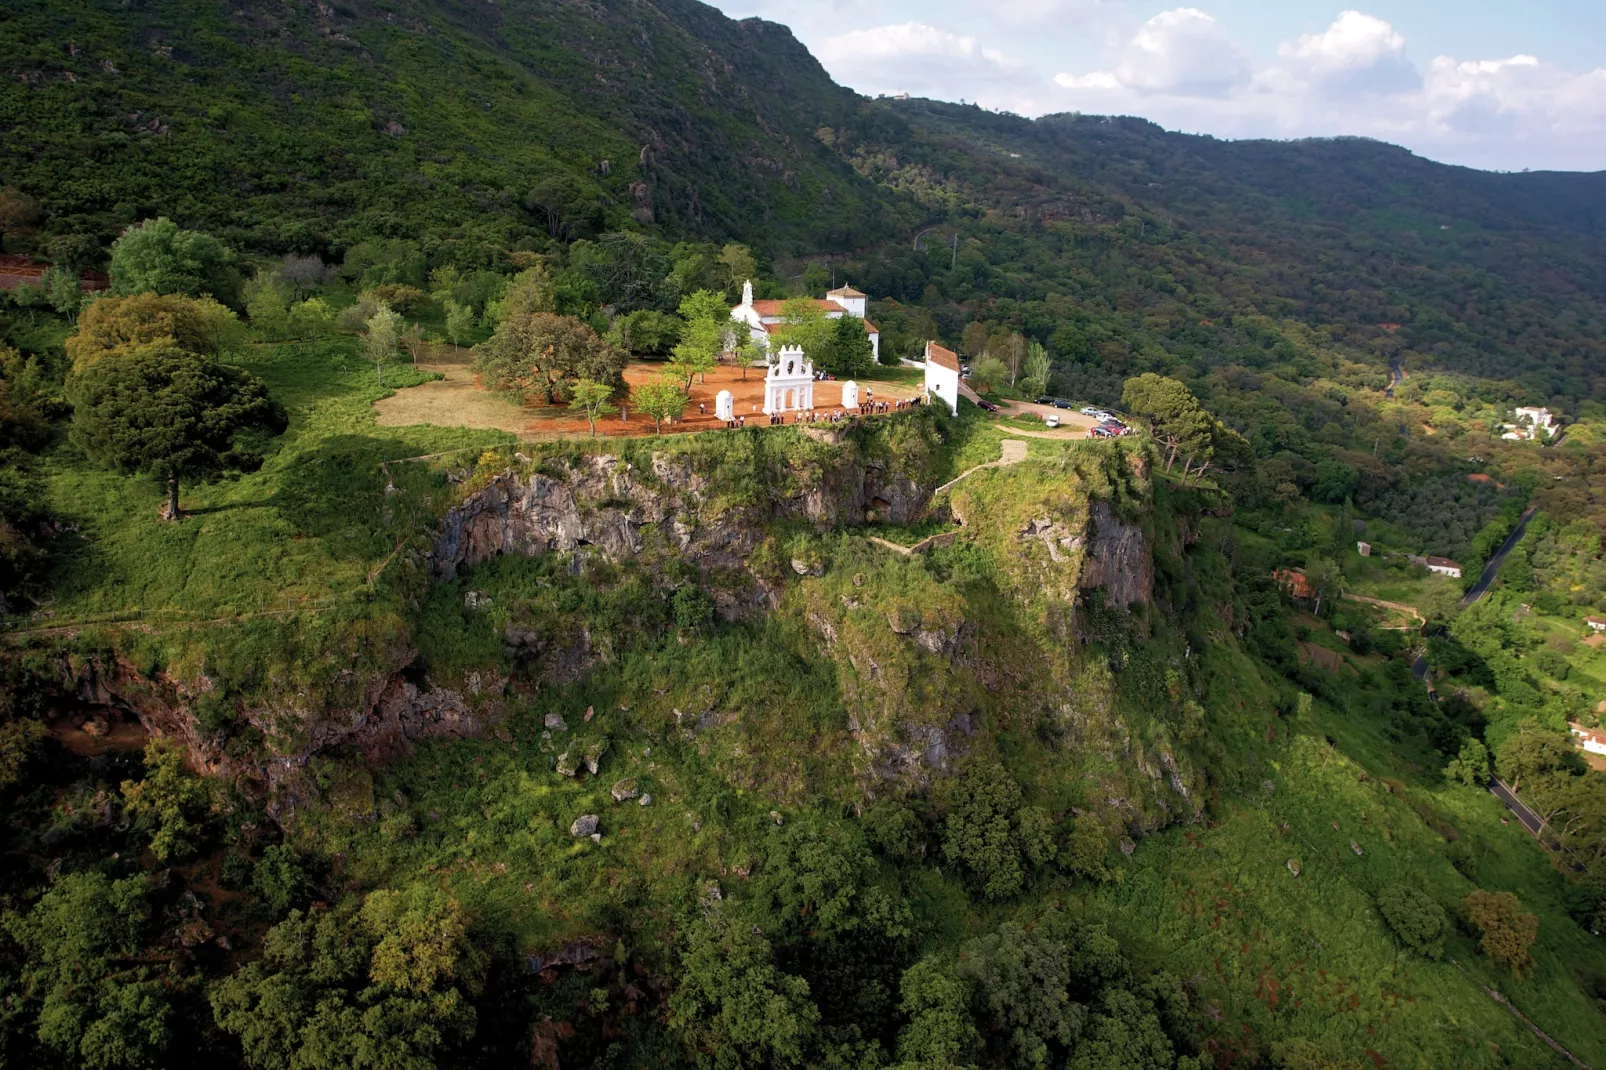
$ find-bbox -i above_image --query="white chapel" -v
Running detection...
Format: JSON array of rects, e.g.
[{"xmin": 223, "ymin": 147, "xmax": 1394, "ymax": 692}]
[{"xmin": 730, "ymin": 280, "xmax": 881, "ymax": 363}]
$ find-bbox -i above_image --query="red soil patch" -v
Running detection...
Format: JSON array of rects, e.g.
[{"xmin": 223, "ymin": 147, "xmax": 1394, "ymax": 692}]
[
  {"xmin": 527, "ymin": 362, "xmax": 923, "ymax": 439},
  {"xmin": 0, "ymin": 254, "xmax": 109, "ymax": 292},
  {"xmin": 376, "ymin": 355, "xmax": 924, "ymax": 440},
  {"xmin": 1297, "ymin": 642, "xmax": 1345, "ymax": 673}
]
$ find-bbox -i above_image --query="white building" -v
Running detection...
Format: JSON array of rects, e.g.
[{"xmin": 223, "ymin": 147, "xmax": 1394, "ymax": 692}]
[
  {"xmin": 730, "ymin": 281, "xmax": 881, "ymax": 363},
  {"xmin": 1408, "ymin": 554, "xmax": 1464, "ymax": 578},
  {"xmin": 924, "ymin": 341, "xmax": 961, "ymax": 415},
  {"xmin": 1502, "ymin": 407, "xmax": 1559, "ymax": 441},
  {"xmin": 1586, "ymin": 616, "xmax": 1606, "ymax": 633},
  {"xmin": 762, "ymin": 346, "xmax": 815, "ymax": 416},
  {"xmin": 1571, "ymin": 724, "xmax": 1606, "ymax": 756}
]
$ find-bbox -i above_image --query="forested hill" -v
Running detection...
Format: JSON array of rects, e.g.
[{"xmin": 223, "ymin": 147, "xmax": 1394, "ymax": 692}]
[
  {"xmin": 0, "ymin": 0, "xmax": 912, "ymax": 254},
  {"xmin": 4, "ymin": 0, "xmax": 1606, "ymax": 399},
  {"xmin": 864, "ymin": 102, "xmax": 1606, "ymax": 400}
]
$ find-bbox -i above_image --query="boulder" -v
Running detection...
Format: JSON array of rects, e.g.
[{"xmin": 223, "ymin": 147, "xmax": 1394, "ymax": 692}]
[
  {"xmin": 570, "ymin": 814, "xmax": 599, "ymax": 838},
  {"xmin": 544, "ymin": 713, "xmax": 568, "ymax": 731},
  {"xmin": 611, "ymin": 778, "xmax": 639, "ymax": 803}
]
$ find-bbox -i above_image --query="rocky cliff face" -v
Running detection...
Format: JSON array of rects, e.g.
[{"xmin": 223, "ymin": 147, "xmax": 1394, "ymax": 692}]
[
  {"xmin": 50, "ymin": 647, "xmax": 489, "ymax": 816},
  {"xmin": 1078, "ymin": 501, "xmax": 1154, "ymax": 608},
  {"xmin": 429, "ymin": 447, "xmax": 933, "ymax": 587}
]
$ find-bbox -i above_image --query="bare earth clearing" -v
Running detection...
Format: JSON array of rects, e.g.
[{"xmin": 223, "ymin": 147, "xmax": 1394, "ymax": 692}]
[{"xmin": 374, "ymin": 350, "xmax": 925, "ymax": 439}]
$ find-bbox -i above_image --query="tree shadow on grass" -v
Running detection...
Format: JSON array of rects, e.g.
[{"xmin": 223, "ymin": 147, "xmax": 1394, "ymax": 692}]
[
  {"xmin": 184, "ymin": 499, "xmax": 276, "ymax": 517},
  {"xmin": 271, "ymin": 434, "xmax": 444, "ymax": 562}
]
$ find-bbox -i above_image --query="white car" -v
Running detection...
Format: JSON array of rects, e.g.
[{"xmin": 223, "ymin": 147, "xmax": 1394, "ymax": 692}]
[
  {"xmin": 1044, "ymin": 414, "xmax": 1061, "ymax": 429},
  {"xmin": 1089, "ymin": 411, "xmax": 1114, "ymax": 422},
  {"xmin": 1079, "ymin": 407, "xmax": 1101, "ymax": 416}
]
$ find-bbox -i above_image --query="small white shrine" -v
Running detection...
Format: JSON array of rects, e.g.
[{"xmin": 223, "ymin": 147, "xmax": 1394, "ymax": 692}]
[
  {"xmin": 841, "ymin": 381, "xmax": 860, "ymax": 409},
  {"xmin": 763, "ymin": 345, "xmax": 814, "ymax": 416},
  {"xmin": 715, "ymin": 390, "xmax": 735, "ymax": 422}
]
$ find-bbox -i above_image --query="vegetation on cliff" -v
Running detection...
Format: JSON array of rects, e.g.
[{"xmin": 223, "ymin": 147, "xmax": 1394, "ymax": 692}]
[{"xmin": 0, "ymin": 0, "xmax": 1602, "ymax": 1065}]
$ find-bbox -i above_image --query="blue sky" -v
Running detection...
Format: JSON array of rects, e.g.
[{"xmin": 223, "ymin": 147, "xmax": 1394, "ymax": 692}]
[{"xmin": 702, "ymin": 1, "xmax": 1606, "ymax": 171}]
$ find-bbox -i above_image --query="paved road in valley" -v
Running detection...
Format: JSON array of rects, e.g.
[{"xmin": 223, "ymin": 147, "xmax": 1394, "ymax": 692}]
[
  {"xmin": 1489, "ymin": 779, "xmax": 1545, "ymax": 837},
  {"xmin": 1461, "ymin": 505, "xmax": 1540, "ymax": 608},
  {"xmin": 1409, "ymin": 504, "xmax": 1538, "ymax": 690}
]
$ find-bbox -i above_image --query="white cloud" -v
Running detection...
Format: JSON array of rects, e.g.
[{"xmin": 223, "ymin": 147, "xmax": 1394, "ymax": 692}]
[
  {"xmin": 710, "ymin": 2, "xmax": 1606, "ymax": 171},
  {"xmin": 817, "ymin": 22, "xmax": 1046, "ymax": 110},
  {"xmin": 1274, "ymin": 10, "xmax": 1418, "ymax": 94},
  {"xmin": 1046, "ymin": 9, "xmax": 1606, "ymax": 170},
  {"xmin": 1055, "ymin": 8, "xmax": 1250, "ymax": 97},
  {"xmin": 1281, "ymin": 10, "xmax": 1403, "ymax": 74}
]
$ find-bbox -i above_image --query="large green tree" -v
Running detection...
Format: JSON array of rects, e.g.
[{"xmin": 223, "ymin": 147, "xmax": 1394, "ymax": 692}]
[
  {"xmin": 669, "ymin": 908, "xmax": 821, "ymax": 1069},
  {"xmin": 108, "ymin": 217, "xmax": 240, "ymax": 304},
  {"xmin": 1121, "ymin": 374, "xmax": 1213, "ymax": 474},
  {"xmin": 68, "ymin": 345, "xmax": 287, "ymax": 520},
  {"xmin": 827, "ymin": 315, "xmax": 875, "ymax": 379},
  {"xmin": 941, "ymin": 762, "xmax": 1055, "ymax": 901},
  {"xmin": 4, "ymin": 872, "xmax": 180, "ymax": 1070},
  {"xmin": 474, "ymin": 311, "xmax": 623, "ymax": 404},
  {"xmin": 211, "ymin": 887, "xmax": 485, "ymax": 1070}
]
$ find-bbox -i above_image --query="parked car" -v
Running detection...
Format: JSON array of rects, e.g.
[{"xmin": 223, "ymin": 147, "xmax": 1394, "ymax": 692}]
[
  {"xmin": 1037, "ymin": 396, "xmax": 1056, "ymax": 405},
  {"xmin": 1098, "ymin": 422, "xmax": 1126, "ymax": 436},
  {"xmin": 1044, "ymin": 413, "xmax": 1061, "ymax": 428},
  {"xmin": 977, "ymin": 399, "xmax": 999, "ymax": 412},
  {"xmin": 1089, "ymin": 426, "xmax": 1113, "ymax": 438},
  {"xmin": 1052, "ymin": 399, "xmax": 1072, "ymax": 410},
  {"xmin": 1080, "ymin": 407, "xmax": 1101, "ymax": 416}
]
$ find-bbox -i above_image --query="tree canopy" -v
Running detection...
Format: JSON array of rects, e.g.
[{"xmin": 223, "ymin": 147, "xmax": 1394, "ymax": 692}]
[
  {"xmin": 109, "ymin": 217, "xmax": 240, "ymax": 305},
  {"xmin": 474, "ymin": 311, "xmax": 623, "ymax": 405},
  {"xmin": 68, "ymin": 344, "xmax": 287, "ymax": 519}
]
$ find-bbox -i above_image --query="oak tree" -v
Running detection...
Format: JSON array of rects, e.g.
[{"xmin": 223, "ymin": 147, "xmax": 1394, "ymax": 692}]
[
  {"xmin": 68, "ymin": 344, "xmax": 286, "ymax": 520},
  {"xmin": 108, "ymin": 217, "xmax": 239, "ymax": 303}
]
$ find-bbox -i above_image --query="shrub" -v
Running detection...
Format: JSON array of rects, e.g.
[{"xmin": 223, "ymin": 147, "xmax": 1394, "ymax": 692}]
[
  {"xmin": 1462, "ymin": 890, "xmax": 1538, "ymax": 978},
  {"xmin": 671, "ymin": 584, "xmax": 715, "ymax": 632},
  {"xmin": 1376, "ymin": 884, "xmax": 1446, "ymax": 958},
  {"xmin": 364, "ymin": 283, "xmax": 427, "ymax": 314}
]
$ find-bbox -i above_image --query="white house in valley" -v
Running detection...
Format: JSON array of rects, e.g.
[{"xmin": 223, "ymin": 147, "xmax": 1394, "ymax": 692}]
[
  {"xmin": 1408, "ymin": 554, "xmax": 1464, "ymax": 579},
  {"xmin": 1500, "ymin": 406, "xmax": 1559, "ymax": 441},
  {"xmin": 730, "ymin": 281, "xmax": 881, "ymax": 362},
  {"xmin": 1571, "ymin": 723, "xmax": 1606, "ymax": 756},
  {"xmin": 924, "ymin": 341, "xmax": 961, "ymax": 415}
]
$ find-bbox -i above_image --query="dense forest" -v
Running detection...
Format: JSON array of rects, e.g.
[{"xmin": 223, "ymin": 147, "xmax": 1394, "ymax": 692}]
[{"xmin": 0, "ymin": 0, "xmax": 1604, "ymax": 1068}]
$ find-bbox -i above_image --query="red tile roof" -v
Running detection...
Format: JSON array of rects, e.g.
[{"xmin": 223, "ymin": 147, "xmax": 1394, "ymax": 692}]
[
  {"xmin": 827, "ymin": 285, "xmax": 866, "ymax": 298},
  {"xmin": 747, "ymin": 298, "xmax": 842, "ymax": 317},
  {"xmin": 926, "ymin": 342, "xmax": 961, "ymax": 372},
  {"xmin": 761, "ymin": 320, "xmax": 877, "ymax": 334},
  {"xmin": 1273, "ymin": 568, "xmax": 1314, "ymax": 600}
]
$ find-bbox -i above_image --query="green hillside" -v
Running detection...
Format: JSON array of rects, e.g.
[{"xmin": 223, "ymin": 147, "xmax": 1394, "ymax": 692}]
[
  {"xmin": 0, "ymin": 0, "xmax": 911, "ymax": 254},
  {"xmin": 1, "ymin": 1, "xmax": 1605, "ymax": 1068}
]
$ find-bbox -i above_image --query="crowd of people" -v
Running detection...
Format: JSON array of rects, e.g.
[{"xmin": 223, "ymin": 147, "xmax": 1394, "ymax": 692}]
[{"xmin": 719, "ymin": 391, "xmax": 925, "ymax": 430}]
